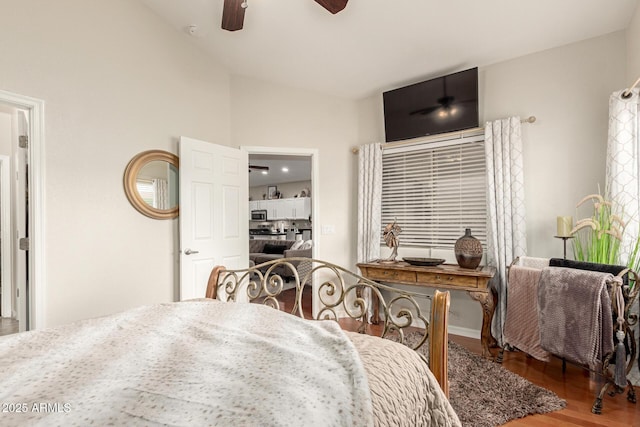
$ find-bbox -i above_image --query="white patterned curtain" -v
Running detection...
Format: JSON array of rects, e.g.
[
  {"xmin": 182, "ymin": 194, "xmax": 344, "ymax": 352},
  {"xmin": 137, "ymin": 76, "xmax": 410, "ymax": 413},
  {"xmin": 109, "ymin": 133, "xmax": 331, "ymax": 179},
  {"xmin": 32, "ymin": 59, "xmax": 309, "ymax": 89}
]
[
  {"xmin": 357, "ymin": 143, "xmax": 383, "ymax": 263},
  {"xmin": 357, "ymin": 143, "xmax": 382, "ymax": 323},
  {"xmin": 606, "ymin": 88, "xmax": 640, "ymax": 262},
  {"xmin": 153, "ymin": 178, "xmax": 169, "ymax": 210},
  {"xmin": 485, "ymin": 117, "xmax": 527, "ymax": 347},
  {"xmin": 606, "ymin": 88, "xmax": 640, "ymax": 387}
]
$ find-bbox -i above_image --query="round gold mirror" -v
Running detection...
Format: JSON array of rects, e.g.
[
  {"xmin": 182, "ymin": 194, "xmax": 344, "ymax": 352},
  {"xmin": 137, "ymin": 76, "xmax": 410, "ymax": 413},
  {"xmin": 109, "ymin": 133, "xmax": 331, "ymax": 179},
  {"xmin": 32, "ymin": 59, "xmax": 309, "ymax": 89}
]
[{"xmin": 124, "ymin": 150, "xmax": 179, "ymax": 219}]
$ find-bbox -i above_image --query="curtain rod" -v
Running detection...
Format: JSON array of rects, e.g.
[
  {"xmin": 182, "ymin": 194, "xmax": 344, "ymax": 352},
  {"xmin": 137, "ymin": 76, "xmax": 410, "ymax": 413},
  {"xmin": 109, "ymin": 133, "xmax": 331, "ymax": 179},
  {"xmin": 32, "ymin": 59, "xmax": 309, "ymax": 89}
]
[
  {"xmin": 622, "ymin": 76, "xmax": 640, "ymax": 98},
  {"xmin": 351, "ymin": 115, "xmax": 536, "ymax": 154}
]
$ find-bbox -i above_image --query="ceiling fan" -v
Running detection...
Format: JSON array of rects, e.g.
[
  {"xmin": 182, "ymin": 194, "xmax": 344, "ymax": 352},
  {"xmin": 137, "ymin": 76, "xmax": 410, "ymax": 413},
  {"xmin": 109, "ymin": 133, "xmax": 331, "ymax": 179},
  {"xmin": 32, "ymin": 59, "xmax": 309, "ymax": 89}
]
[
  {"xmin": 222, "ymin": 0, "xmax": 349, "ymax": 32},
  {"xmin": 248, "ymin": 164, "xmax": 269, "ymax": 173}
]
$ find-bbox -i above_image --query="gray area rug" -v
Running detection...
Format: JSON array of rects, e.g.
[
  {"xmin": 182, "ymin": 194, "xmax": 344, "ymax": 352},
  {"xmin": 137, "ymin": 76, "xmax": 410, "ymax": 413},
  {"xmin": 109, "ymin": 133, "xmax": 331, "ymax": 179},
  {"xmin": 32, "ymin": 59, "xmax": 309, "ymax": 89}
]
[{"xmin": 399, "ymin": 333, "xmax": 566, "ymax": 427}]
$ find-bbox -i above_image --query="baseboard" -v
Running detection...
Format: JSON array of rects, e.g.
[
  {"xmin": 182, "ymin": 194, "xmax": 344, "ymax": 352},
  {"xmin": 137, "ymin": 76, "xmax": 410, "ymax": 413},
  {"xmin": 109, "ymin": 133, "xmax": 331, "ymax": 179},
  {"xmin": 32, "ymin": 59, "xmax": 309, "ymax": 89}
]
[{"xmin": 449, "ymin": 325, "xmax": 481, "ymax": 340}]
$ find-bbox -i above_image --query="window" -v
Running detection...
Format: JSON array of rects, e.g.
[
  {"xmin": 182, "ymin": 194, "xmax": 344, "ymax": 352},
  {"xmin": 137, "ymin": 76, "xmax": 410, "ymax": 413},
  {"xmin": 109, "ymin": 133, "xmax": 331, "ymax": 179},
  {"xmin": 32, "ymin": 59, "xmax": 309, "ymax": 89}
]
[
  {"xmin": 136, "ymin": 179, "xmax": 155, "ymax": 207},
  {"xmin": 381, "ymin": 132, "xmax": 487, "ymax": 249}
]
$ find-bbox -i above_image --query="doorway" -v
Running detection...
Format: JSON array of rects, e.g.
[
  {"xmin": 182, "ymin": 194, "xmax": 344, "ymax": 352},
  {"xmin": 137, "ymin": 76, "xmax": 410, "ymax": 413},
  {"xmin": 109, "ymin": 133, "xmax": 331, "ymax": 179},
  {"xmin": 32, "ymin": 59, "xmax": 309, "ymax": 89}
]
[
  {"xmin": 177, "ymin": 142, "xmax": 319, "ymax": 312},
  {"xmin": 0, "ymin": 89, "xmax": 45, "ymax": 334},
  {"xmin": 241, "ymin": 147, "xmax": 319, "ymax": 257},
  {"xmin": 249, "ymin": 154, "xmax": 312, "ymax": 237},
  {"xmin": 0, "ymin": 153, "xmax": 15, "ymax": 335},
  {"xmin": 243, "ymin": 146, "xmax": 320, "ymax": 315}
]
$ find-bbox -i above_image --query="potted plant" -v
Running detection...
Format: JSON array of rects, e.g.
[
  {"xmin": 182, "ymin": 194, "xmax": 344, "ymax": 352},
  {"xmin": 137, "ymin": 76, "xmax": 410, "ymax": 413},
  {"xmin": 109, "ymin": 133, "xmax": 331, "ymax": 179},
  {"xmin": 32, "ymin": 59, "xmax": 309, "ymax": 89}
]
[
  {"xmin": 571, "ymin": 193, "xmax": 624, "ymax": 266},
  {"xmin": 570, "ymin": 192, "xmax": 636, "ymax": 292}
]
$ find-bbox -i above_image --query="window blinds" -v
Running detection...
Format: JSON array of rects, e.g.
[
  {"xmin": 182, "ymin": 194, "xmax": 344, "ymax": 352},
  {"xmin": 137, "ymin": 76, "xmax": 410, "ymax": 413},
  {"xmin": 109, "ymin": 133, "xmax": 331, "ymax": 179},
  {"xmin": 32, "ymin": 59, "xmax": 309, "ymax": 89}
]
[
  {"xmin": 136, "ymin": 179, "xmax": 155, "ymax": 207},
  {"xmin": 381, "ymin": 132, "xmax": 487, "ymax": 249}
]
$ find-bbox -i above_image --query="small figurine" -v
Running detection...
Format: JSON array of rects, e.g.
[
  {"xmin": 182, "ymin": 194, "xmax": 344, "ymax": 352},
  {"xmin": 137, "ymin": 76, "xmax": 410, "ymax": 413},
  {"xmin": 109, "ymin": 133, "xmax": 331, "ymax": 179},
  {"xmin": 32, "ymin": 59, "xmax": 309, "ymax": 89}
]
[{"xmin": 381, "ymin": 220, "xmax": 402, "ymax": 263}]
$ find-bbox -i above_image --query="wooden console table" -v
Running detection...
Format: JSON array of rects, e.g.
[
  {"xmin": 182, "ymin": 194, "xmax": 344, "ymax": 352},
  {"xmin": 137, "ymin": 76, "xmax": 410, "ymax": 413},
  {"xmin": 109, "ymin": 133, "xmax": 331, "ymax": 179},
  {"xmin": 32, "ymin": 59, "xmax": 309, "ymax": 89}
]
[{"xmin": 357, "ymin": 261, "xmax": 497, "ymax": 358}]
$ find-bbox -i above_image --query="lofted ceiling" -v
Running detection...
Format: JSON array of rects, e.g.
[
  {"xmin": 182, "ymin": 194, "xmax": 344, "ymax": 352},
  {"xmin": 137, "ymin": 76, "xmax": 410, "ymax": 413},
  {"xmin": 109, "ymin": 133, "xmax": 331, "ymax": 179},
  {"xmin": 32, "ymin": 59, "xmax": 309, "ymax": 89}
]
[{"xmin": 139, "ymin": 0, "xmax": 638, "ymax": 100}]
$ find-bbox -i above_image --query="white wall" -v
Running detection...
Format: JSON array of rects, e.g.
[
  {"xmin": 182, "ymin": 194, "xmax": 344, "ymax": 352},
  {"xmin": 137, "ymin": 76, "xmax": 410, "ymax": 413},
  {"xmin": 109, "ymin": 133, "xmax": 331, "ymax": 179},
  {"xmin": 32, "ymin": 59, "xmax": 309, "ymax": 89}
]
[
  {"xmin": 230, "ymin": 76, "xmax": 359, "ymax": 268},
  {"xmin": 628, "ymin": 2, "xmax": 640, "ymax": 79},
  {"xmin": 0, "ymin": 113, "xmax": 11, "ymax": 156},
  {"xmin": 356, "ymin": 32, "xmax": 627, "ymax": 332},
  {"xmin": 483, "ymin": 32, "xmax": 626, "ymax": 258},
  {"xmin": 0, "ymin": 0, "xmax": 232, "ymax": 327}
]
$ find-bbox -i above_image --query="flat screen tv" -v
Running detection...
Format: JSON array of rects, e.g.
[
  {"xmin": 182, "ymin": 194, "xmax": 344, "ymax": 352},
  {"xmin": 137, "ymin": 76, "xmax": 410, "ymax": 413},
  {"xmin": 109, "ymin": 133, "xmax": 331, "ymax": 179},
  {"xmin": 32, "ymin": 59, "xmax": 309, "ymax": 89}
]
[{"xmin": 383, "ymin": 67, "xmax": 478, "ymax": 142}]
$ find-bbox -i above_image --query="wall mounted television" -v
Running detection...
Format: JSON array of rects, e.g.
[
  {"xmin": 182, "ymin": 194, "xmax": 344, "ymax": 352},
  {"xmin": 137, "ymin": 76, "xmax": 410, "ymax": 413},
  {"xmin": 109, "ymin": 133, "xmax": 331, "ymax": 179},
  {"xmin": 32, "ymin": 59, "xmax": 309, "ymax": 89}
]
[{"xmin": 383, "ymin": 67, "xmax": 479, "ymax": 142}]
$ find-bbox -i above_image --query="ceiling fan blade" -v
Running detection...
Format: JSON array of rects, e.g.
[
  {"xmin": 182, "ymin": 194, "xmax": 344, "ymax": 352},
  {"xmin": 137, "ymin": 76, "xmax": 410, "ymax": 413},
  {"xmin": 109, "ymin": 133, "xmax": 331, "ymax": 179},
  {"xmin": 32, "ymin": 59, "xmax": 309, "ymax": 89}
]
[
  {"xmin": 222, "ymin": 0, "xmax": 246, "ymax": 31},
  {"xmin": 314, "ymin": 0, "xmax": 348, "ymax": 14}
]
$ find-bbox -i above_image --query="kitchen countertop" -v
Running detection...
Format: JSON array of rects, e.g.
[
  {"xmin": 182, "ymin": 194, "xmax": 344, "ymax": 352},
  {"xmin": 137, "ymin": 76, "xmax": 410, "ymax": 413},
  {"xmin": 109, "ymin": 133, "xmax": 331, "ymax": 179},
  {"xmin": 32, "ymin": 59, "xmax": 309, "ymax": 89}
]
[
  {"xmin": 250, "ymin": 232, "xmax": 302, "ymax": 236},
  {"xmin": 249, "ymin": 227, "xmax": 312, "ymax": 238},
  {"xmin": 249, "ymin": 229, "xmax": 309, "ymax": 234}
]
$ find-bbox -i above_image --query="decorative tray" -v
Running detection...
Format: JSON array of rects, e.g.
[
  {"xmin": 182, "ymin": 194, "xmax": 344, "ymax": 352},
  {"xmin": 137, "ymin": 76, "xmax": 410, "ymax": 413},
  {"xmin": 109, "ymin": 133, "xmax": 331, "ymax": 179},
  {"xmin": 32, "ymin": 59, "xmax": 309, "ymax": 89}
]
[{"xmin": 402, "ymin": 257, "xmax": 446, "ymax": 267}]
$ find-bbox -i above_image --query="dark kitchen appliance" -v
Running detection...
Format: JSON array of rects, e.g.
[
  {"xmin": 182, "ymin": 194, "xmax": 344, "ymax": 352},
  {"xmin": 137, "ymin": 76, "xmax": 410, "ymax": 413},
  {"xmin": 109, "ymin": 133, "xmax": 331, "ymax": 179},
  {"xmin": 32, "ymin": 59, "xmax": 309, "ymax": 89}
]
[{"xmin": 251, "ymin": 210, "xmax": 268, "ymax": 221}]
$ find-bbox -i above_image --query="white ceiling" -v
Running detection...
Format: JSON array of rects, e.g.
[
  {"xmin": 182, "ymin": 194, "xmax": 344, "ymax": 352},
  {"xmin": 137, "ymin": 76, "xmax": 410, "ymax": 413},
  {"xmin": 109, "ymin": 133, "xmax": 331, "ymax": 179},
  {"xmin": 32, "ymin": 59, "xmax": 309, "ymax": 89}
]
[
  {"xmin": 249, "ymin": 154, "xmax": 311, "ymax": 187},
  {"xmin": 139, "ymin": 0, "xmax": 638, "ymax": 99}
]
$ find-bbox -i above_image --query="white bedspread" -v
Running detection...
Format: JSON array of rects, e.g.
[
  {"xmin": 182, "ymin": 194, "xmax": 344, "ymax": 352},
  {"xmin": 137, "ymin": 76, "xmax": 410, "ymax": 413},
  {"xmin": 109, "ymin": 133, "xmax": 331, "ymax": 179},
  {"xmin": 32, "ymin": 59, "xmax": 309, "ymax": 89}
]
[{"xmin": 0, "ymin": 301, "xmax": 374, "ymax": 426}]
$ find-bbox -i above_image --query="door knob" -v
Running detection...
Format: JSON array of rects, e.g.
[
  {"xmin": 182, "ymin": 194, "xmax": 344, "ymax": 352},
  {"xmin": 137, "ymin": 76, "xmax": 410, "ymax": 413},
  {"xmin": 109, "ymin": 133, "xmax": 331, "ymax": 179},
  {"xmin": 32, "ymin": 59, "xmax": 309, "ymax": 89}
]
[{"xmin": 184, "ymin": 249, "xmax": 199, "ymax": 255}]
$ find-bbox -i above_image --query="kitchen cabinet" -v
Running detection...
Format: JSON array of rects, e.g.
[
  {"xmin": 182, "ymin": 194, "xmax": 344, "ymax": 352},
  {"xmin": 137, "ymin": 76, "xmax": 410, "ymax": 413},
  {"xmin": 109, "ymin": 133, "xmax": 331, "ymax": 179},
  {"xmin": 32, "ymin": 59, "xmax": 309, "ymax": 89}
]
[
  {"xmin": 265, "ymin": 199, "xmax": 279, "ymax": 219},
  {"xmin": 291, "ymin": 197, "xmax": 311, "ymax": 220},
  {"xmin": 278, "ymin": 197, "xmax": 311, "ymax": 220},
  {"xmin": 249, "ymin": 200, "xmax": 267, "ymax": 211},
  {"xmin": 249, "ymin": 197, "xmax": 311, "ymax": 220}
]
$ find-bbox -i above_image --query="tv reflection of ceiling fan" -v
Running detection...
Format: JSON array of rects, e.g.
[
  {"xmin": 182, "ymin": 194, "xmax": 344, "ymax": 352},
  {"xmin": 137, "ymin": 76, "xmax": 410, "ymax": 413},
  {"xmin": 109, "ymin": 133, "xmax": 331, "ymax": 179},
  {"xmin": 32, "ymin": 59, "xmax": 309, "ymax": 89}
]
[
  {"xmin": 410, "ymin": 95, "xmax": 456, "ymax": 117},
  {"xmin": 222, "ymin": 0, "xmax": 349, "ymax": 31},
  {"xmin": 410, "ymin": 77, "xmax": 457, "ymax": 117},
  {"xmin": 248, "ymin": 164, "xmax": 269, "ymax": 173},
  {"xmin": 409, "ymin": 77, "xmax": 473, "ymax": 118}
]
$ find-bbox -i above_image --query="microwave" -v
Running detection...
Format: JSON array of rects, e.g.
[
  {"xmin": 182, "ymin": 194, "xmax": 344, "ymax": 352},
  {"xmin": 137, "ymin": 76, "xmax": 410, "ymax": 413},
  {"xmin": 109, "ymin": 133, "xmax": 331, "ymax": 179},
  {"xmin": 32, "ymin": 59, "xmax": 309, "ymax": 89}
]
[{"xmin": 251, "ymin": 210, "xmax": 268, "ymax": 221}]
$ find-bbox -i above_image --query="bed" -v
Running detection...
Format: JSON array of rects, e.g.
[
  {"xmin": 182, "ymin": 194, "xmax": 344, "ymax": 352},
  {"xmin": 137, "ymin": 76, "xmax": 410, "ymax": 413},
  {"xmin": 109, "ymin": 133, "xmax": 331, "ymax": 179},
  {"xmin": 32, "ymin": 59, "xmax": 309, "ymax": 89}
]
[{"xmin": 0, "ymin": 258, "xmax": 460, "ymax": 426}]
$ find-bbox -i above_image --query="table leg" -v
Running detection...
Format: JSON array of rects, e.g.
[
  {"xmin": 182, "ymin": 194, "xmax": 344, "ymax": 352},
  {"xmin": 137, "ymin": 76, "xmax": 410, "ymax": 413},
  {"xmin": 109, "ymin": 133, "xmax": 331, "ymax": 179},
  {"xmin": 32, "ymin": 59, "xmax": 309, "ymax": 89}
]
[
  {"xmin": 468, "ymin": 290, "xmax": 496, "ymax": 359},
  {"xmin": 356, "ymin": 286, "xmax": 380, "ymax": 325}
]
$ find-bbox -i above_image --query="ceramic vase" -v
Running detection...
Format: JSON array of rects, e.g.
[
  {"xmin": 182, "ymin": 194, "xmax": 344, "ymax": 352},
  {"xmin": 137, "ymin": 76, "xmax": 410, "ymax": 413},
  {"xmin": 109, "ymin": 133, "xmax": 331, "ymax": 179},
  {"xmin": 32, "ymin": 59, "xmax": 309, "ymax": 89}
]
[{"xmin": 454, "ymin": 228, "xmax": 483, "ymax": 269}]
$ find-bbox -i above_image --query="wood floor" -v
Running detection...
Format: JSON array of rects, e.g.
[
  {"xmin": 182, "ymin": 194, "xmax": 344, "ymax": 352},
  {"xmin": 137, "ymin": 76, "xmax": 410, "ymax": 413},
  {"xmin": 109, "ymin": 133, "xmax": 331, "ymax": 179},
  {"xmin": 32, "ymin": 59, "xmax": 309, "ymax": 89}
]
[
  {"xmin": 285, "ymin": 288, "xmax": 639, "ymax": 426},
  {"xmin": 0, "ymin": 317, "xmax": 19, "ymax": 336}
]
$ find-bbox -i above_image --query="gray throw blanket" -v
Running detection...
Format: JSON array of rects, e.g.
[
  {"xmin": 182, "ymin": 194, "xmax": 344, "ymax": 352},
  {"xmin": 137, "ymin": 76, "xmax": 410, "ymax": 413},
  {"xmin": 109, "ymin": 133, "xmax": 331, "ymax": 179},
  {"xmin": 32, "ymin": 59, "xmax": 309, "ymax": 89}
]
[
  {"xmin": 537, "ymin": 267, "xmax": 614, "ymax": 370},
  {"xmin": 504, "ymin": 265, "xmax": 551, "ymax": 361}
]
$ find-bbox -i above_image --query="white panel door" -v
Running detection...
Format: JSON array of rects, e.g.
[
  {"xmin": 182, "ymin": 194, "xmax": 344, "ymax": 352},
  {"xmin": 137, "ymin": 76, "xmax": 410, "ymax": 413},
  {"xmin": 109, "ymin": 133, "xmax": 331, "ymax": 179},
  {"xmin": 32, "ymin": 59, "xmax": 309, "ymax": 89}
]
[{"xmin": 179, "ymin": 137, "xmax": 248, "ymax": 301}]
